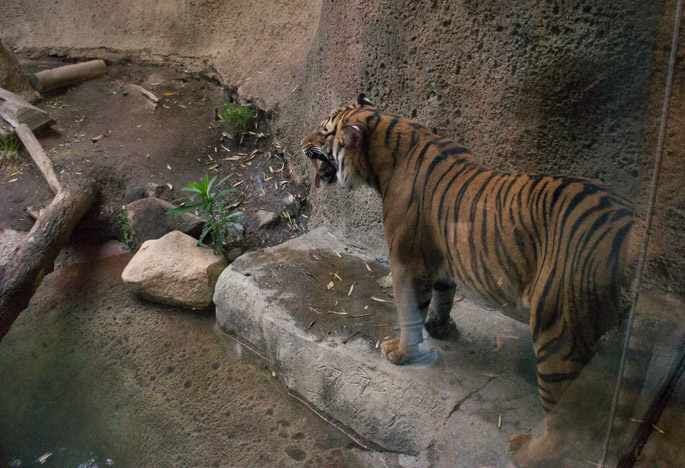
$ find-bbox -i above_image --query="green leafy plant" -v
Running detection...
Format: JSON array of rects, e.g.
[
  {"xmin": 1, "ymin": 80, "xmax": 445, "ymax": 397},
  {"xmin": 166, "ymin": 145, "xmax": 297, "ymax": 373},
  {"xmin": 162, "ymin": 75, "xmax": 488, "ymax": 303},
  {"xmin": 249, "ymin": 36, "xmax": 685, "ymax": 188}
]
[
  {"xmin": 218, "ymin": 102, "xmax": 257, "ymax": 137},
  {"xmin": 0, "ymin": 134, "xmax": 20, "ymax": 154},
  {"xmin": 117, "ymin": 206, "xmax": 136, "ymax": 251},
  {"xmin": 168, "ymin": 174, "xmax": 244, "ymax": 255}
]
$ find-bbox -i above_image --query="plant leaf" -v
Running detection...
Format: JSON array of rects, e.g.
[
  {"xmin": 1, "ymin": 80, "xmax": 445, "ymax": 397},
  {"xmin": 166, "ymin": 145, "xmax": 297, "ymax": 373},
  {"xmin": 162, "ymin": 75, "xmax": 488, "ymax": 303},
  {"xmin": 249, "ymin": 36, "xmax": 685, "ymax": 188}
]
[
  {"xmin": 181, "ymin": 186, "xmax": 203, "ymax": 194},
  {"xmin": 166, "ymin": 203, "xmax": 203, "ymax": 214},
  {"xmin": 217, "ymin": 174, "xmax": 234, "ymax": 187},
  {"xmin": 224, "ymin": 211, "xmax": 244, "ymax": 219},
  {"xmin": 199, "ymin": 222, "xmax": 214, "ymax": 244},
  {"xmin": 206, "ymin": 175, "xmax": 218, "ymax": 194}
]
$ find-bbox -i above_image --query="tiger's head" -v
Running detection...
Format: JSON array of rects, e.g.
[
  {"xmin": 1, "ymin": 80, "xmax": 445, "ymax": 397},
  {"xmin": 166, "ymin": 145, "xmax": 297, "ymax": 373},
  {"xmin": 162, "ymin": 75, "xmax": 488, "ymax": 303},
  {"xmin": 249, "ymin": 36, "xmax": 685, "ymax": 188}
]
[{"xmin": 301, "ymin": 94, "xmax": 377, "ymax": 191}]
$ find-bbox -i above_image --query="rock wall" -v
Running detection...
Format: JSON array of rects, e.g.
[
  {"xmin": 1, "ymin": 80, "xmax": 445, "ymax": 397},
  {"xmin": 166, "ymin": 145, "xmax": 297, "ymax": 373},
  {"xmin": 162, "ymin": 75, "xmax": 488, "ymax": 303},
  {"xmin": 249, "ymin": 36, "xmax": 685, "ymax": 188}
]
[
  {"xmin": 2, "ymin": 0, "xmax": 683, "ymax": 295},
  {"xmin": 0, "ymin": 38, "xmax": 38, "ymax": 102}
]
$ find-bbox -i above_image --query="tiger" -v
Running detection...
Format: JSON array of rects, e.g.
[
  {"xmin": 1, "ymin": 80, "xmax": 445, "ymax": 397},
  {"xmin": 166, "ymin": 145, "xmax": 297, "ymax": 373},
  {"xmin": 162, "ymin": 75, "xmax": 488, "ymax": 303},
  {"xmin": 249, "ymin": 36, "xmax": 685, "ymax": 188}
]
[{"xmin": 301, "ymin": 94, "xmax": 638, "ymax": 466}]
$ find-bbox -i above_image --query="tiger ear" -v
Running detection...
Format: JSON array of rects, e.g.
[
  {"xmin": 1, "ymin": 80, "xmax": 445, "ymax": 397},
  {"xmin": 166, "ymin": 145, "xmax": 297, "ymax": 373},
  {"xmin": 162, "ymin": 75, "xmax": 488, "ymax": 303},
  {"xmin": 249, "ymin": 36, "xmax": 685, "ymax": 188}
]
[{"xmin": 356, "ymin": 93, "xmax": 374, "ymax": 108}]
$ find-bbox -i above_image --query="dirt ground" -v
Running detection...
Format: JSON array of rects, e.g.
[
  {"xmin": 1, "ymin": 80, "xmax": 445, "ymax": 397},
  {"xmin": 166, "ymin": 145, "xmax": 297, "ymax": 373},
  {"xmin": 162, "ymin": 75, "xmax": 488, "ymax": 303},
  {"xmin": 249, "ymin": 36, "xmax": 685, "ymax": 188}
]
[{"xmin": 0, "ymin": 57, "xmax": 309, "ymax": 248}]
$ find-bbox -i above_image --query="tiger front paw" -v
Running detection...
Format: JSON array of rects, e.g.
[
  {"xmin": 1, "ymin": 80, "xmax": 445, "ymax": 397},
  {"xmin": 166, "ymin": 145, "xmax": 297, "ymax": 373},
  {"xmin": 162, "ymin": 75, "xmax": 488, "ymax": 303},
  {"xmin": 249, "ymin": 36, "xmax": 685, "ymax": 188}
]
[
  {"xmin": 424, "ymin": 314, "xmax": 457, "ymax": 339},
  {"xmin": 381, "ymin": 338, "xmax": 409, "ymax": 364},
  {"xmin": 381, "ymin": 339, "xmax": 436, "ymax": 366}
]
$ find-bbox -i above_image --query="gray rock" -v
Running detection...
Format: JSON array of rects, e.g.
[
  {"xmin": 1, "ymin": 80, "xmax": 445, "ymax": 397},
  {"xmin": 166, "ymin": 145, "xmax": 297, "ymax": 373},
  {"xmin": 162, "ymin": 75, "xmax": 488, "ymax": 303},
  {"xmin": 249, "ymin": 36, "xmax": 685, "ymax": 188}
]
[
  {"xmin": 225, "ymin": 246, "xmax": 244, "ymax": 263},
  {"xmin": 0, "ymin": 229, "xmax": 27, "ymax": 269},
  {"xmin": 125, "ymin": 197, "xmax": 204, "ymax": 247},
  {"xmin": 214, "ymin": 228, "xmax": 539, "ymax": 462},
  {"xmin": 143, "ymin": 182, "xmax": 164, "ymax": 198},
  {"xmin": 376, "ymin": 272, "xmax": 392, "ymax": 289},
  {"xmin": 253, "ymin": 209, "xmax": 280, "ymax": 230},
  {"xmin": 0, "ymin": 38, "xmax": 40, "ymax": 103},
  {"xmin": 122, "ymin": 230, "xmax": 227, "ymax": 309},
  {"xmin": 282, "ymin": 193, "xmax": 300, "ymax": 218}
]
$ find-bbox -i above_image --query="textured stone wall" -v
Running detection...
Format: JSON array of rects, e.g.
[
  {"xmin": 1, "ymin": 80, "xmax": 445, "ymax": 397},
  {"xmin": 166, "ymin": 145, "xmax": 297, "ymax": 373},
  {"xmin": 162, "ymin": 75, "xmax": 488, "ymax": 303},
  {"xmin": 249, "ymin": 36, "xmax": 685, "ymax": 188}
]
[{"xmin": 2, "ymin": 0, "xmax": 682, "ymax": 295}]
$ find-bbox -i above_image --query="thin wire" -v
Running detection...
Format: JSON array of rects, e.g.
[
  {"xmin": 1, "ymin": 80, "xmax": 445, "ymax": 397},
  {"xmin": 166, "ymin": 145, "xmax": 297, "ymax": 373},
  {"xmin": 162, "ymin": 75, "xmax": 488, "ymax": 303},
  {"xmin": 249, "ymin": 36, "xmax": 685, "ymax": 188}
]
[{"xmin": 598, "ymin": 0, "xmax": 683, "ymax": 465}]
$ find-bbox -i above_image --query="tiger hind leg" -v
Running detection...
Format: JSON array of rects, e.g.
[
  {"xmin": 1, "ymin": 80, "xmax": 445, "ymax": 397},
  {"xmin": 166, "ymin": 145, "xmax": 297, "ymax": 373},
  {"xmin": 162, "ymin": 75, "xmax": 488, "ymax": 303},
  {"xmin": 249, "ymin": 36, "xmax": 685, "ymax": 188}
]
[
  {"xmin": 424, "ymin": 280, "xmax": 457, "ymax": 339},
  {"xmin": 508, "ymin": 309, "xmax": 591, "ymax": 467}
]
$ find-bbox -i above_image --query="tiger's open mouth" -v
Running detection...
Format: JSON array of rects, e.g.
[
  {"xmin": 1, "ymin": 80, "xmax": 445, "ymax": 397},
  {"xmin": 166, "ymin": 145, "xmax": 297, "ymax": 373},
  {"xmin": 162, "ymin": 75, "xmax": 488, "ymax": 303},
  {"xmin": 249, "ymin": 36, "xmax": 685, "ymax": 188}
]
[{"xmin": 304, "ymin": 146, "xmax": 337, "ymax": 188}]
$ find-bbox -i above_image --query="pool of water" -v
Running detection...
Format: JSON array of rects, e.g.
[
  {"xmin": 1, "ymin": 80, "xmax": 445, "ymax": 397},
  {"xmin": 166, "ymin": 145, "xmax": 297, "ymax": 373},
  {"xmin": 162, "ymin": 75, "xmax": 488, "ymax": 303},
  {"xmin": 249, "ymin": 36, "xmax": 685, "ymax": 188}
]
[{"xmin": 0, "ymin": 252, "xmax": 372, "ymax": 467}]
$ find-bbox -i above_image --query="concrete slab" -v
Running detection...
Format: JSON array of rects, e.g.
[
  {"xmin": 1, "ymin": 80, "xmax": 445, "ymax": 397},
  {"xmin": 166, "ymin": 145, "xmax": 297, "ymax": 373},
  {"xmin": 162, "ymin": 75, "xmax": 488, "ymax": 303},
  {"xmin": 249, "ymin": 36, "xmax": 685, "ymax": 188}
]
[
  {"xmin": 214, "ymin": 228, "xmax": 540, "ymax": 466},
  {"xmin": 214, "ymin": 228, "xmax": 685, "ymax": 466}
]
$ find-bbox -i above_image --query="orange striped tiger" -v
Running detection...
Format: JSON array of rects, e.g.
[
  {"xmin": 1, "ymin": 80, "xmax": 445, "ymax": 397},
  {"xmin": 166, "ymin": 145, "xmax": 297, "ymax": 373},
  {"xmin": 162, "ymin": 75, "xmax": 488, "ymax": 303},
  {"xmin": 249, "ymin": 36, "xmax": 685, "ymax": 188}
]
[{"xmin": 301, "ymin": 94, "xmax": 637, "ymax": 466}]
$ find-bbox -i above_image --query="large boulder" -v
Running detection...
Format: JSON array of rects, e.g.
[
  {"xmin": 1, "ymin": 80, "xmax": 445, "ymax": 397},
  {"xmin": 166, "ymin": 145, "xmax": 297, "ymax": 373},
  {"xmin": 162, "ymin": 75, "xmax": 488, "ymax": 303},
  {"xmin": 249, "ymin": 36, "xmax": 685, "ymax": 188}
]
[
  {"xmin": 124, "ymin": 197, "xmax": 205, "ymax": 248},
  {"xmin": 121, "ymin": 230, "xmax": 227, "ymax": 308}
]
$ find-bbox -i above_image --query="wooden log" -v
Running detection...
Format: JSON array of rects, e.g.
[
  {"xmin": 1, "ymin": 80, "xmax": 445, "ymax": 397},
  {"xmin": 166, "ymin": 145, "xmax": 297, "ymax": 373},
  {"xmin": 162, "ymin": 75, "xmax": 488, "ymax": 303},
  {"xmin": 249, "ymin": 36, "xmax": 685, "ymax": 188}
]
[
  {"xmin": 0, "ymin": 87, "xmax": 54, "ymax": 136},
  {"xmin": 0, "ymin": 183, "xmax": 98, "ymax": 341},
  {"xmin": 29, "ymin": 60, "xmax": 107, "ymax": 92},
  {"xmin": 15, "ymin": 123, "xmax": 61, "ymax": 194}
]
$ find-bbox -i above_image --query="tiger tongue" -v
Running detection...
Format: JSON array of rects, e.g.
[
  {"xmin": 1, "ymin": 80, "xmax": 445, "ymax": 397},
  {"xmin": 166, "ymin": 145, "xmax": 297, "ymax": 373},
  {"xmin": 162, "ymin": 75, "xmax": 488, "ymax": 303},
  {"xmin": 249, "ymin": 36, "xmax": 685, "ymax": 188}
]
[{"xmin": 310, "ymin": 158, "xmax": 322, "ymax": 188}]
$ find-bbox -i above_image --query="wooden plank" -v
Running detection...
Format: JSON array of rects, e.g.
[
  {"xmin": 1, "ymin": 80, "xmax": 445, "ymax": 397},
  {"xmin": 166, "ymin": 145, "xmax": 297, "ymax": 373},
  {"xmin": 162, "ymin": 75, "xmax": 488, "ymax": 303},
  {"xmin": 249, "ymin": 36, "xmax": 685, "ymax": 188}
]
[
  {"xmin": 0, "ymin": 87, "xmax": 54, "ymax": 133},
  {"xmin": 15, "ymin": 123, "xmax": 61, "ymax": 194}
]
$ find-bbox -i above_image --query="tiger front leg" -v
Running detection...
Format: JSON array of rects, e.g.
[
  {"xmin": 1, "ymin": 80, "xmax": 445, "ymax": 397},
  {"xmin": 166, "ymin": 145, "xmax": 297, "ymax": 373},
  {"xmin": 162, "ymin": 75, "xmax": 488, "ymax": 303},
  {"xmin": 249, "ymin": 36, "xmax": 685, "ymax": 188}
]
[{"xmin": 380, "ymin": 264, "xmax": 432, "ymax": 365}]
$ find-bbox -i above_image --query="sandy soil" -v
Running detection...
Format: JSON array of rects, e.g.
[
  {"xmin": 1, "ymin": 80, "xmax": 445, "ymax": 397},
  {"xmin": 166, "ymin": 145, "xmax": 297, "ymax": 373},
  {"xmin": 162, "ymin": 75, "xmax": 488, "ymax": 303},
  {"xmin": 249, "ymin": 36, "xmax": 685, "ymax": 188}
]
[{"xmin": 0, "ymin": 57, "xmax": 309, "ymax": 248}]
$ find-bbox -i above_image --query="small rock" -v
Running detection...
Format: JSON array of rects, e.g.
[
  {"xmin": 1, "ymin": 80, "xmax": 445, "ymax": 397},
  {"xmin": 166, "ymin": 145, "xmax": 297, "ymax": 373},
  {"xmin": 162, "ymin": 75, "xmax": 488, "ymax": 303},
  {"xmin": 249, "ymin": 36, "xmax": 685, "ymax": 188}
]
[
  {"xmin": 254, "ymin": 209, "xmax": 280, "ymax": 230},
  {"xmin": 376, "ymin": 272, "xmax": 393, "ymax": 289},
  {"xmin": 121, "ymin": 230, "xmax": 228, "ymax": 308},
  {"xmin": 125, "ymin": 197, "xmax": 204, "ymax": 247},
  {"xmin": 143, "ymin": 182, "xmax": 164, "ymax": 198},
  {"xmin": 282, "ymin": 193, "xmax": 300, "ymax": 218},
  {"xmin": 226, "ymin": 246, "xmax": 245, "ymax": 263}
]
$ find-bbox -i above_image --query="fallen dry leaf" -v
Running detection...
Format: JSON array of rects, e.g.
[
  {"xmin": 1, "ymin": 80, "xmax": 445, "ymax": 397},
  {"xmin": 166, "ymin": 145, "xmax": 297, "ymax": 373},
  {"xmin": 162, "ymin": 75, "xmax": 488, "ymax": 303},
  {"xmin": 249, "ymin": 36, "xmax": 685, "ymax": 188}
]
[
  {"xmin": 327, "ymin": 281, "xmax": 334, "ymax": 290},
  {"xmin": 371, "ymin": 296, "xmax": 392, "ymax": 303},
  {"xmin": 91, "ymin": 130, "xmax": 111, "ymax": 142}
]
